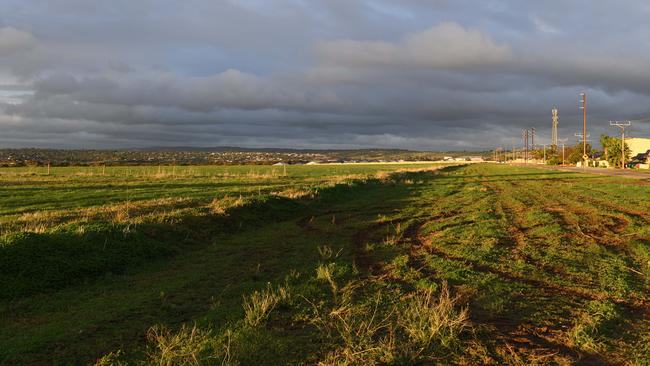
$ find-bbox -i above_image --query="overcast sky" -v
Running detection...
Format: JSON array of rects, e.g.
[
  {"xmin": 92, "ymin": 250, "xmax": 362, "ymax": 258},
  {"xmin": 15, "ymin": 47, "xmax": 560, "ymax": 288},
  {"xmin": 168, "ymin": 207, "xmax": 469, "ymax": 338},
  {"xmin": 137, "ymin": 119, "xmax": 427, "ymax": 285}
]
[{"xmin": 1, "ymin": 0, "xmax": 650, "ymax": 150}]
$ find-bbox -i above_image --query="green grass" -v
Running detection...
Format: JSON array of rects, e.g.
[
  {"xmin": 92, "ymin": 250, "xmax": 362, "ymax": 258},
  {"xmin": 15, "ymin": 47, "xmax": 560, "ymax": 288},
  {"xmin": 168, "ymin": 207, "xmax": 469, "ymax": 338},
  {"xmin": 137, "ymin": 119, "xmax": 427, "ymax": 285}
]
[{"xmin": 1, "ymin": 163, "xmax": 649, "ymax": 365}]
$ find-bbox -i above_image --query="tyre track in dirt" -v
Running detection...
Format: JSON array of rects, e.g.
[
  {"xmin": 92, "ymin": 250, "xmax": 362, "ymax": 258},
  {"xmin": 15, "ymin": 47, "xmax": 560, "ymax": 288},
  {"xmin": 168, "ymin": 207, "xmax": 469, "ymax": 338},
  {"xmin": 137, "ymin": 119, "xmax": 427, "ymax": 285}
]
[
  {"xmin": 486, "ymin": 179, "xmax": 650, "ymax": 306},
  {"xmin": 496, "ymin": 179, "xmax": 649, "ymax": 296},
  {"xmin": 402, "ymin": 219, "xmax": 624, "ymax": 365},
  {"xmin": 483, "ymin": 180, "xmax": 598, "ymax": 287}
]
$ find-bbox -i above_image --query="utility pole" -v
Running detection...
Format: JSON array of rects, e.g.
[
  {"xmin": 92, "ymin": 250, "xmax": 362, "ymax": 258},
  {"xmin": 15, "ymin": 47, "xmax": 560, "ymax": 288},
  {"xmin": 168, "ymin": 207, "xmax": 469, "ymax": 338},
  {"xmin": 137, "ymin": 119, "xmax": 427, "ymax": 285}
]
[
  {"xmin": 610, "ymin": 120, "xmax": 631, "ymax": 169},
  {"xmin": 543, "ymin": 144, "xmax": 547, "ymax": 164},
  {"xmin": 522, "ymin": 130, "xmax": 525, "ymax": 163},
  {"xmin": 512, "ymin": 138, "xmax": 515, "ymax": 162},
  {"xmin": 579, "ymin": 92, "xmax": 588, "ymax": 166},
  {"xmin": 531, "ymin": 127, "xmax": 536, "ymax": 150},
  {"xmin": 526, "ymin": 130, "xmax": 529, "ymax": 163},
  {"xmin": 558, "ymin": 138, "xmax": 568, "ymax": 166},
  {"xmin": 522, "ymin": 129, "xmax": 529, "ymax": 163}
]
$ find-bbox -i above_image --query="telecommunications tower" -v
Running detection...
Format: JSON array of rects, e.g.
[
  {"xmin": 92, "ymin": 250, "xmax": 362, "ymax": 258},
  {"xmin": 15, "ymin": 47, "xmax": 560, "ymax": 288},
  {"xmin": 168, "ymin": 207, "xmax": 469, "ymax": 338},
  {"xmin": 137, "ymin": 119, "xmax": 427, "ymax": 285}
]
[{"xmin": 551, "ymin": 107, "xmax": 558, "ymax": 146}]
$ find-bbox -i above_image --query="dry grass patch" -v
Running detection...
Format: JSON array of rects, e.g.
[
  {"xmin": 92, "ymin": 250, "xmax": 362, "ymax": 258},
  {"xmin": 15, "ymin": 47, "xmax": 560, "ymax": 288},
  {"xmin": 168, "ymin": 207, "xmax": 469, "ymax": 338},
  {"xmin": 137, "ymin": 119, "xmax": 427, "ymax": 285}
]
[
  {"xmin": 145, "ymin": 324, "xmax": 234, "ymax": 366},
  {"xmin": 209, "ymin": 195, "xmax": 245, "ymax": 215},
  {"xmin": 272, "ymin": 188, "xmax": 313, "ymax": 199}
]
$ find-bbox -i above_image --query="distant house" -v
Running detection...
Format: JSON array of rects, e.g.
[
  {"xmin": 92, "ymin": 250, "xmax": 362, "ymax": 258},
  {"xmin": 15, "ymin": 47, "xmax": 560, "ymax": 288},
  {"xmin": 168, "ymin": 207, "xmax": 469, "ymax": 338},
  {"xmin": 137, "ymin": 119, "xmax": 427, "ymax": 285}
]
[
  {"xmin": 630, "ymin": 149, "xmax": 650, "ymax": 169},
  {"xmin": 273, "ymin": 162, "xmax": 286, "ymax": 166},
  {"xmin": 468, "ymin": 156, "xmax": 484, "ymax": 162}
]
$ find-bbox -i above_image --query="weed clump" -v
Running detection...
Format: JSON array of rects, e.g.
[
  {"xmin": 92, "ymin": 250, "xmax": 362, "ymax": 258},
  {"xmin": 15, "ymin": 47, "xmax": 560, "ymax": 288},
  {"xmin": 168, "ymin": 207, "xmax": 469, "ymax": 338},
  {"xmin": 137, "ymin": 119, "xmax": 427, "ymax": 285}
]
[
  {"xmin": 318, "ymin": 295, "xmax": 396, "ymax": 365},
  {"xmin": 243, "ymin": 283, "xmax": 291, "ymax": 327},
  {"xmin": 398, "ymin": 283, "xmax": 469, "ymax": 359},
  {"xmin": 313, "ymin": 281, "xmax": 471, "ymax": 365},
  {"xmin": 567, "ymin": 300, "xmax": 619, "ymax": 352},
  {"xmin": 146, "ymin": 324, "xmax": 234, "ymax": 366},
  {"xmin": 316, "ymin": 263, "xmax": 340, "ymax": 299}
]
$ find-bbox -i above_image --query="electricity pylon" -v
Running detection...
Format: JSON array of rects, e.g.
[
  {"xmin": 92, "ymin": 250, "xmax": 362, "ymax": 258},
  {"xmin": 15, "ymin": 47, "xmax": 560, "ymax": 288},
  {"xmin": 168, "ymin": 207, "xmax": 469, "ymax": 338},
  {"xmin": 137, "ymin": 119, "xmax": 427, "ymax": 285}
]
[{"xmin": 551, "ymin": 107, "xmax": 559, "ymax": 146}]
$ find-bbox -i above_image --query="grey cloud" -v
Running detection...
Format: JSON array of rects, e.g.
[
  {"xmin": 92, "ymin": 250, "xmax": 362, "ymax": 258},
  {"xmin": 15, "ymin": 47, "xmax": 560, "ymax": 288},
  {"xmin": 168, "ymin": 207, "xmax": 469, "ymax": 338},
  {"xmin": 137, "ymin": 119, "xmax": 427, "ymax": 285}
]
[
  {"xmin": 315, "ymin": 22, "xmax": 513, "ymax": 69},
  {"xmin": 0, "ymin": 27, "xmax": 35, "ymax": 56},
  {"xmin": 1, "ymin": 0, "xmax": 650, "ymax": 150},
  {"xmin": 24, "ymin": 69, "xmax": 342, "ymax": 114}
]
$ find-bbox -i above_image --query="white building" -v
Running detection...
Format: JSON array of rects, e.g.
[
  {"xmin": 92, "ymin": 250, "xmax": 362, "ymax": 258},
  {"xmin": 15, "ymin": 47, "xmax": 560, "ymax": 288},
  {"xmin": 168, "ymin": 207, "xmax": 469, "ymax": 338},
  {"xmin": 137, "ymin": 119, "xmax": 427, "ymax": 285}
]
[{"xmin": 626, "ymin": 138, "xmax": 650, "ymax": 157}]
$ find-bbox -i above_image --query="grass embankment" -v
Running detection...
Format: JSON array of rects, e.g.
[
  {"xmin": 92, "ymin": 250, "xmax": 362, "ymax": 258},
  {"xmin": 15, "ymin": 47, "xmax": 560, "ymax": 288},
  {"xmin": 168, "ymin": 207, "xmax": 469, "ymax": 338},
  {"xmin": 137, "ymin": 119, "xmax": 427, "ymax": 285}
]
[
  {"xmin": 1, "ymin": 164, "xmax": 648, "ymax": 365},
  {"xmin": 0, "ymin": 164, "xmax": 436, "ymax": 298}
]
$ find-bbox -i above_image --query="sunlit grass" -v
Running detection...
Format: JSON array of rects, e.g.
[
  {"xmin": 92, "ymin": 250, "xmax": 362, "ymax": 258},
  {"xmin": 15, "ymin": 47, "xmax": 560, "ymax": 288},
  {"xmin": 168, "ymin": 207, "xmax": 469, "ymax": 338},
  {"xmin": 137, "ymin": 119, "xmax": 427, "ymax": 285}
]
[{"xmin": 1, "ymin": 163, "xmax": 648, "ymax": 365}]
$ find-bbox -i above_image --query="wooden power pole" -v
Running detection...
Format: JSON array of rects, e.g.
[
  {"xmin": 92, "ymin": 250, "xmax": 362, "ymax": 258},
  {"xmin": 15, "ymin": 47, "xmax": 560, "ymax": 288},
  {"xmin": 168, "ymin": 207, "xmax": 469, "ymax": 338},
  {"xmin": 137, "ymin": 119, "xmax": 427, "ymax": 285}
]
[
  {"xmin": 558, "ymin": 138, "xmax": 568, "ymax": 166},
  {"xmin": 579, "ymin": 92, "xmax": 588, "ymax": 166},
  {"xmin": 610, "ymin": 120, "xmax": 631, "ymax": 169},
  {"xmin": 522, "ymin": 129, "xmax": 529, "ymax": 163}
]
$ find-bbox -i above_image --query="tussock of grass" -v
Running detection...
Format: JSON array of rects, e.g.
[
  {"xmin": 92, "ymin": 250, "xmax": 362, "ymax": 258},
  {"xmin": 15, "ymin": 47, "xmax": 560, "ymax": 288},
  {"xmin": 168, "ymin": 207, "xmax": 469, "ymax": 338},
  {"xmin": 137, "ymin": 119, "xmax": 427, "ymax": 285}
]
[
  {"xmin": 243, "ymin": 283, "xmax": 291, "ymax": 327},
  {"xmin": 145, "ymin": 324, "xmax": 234, "ymax": 366},
  {"xmin": 567, "ymin": 300, "xmax": 619, "ymax": 352},
  {"xmin": 313, "ymin": 280, "xmax": 470, "ymax": 365},
  {"xmin": 140, "ymin": 279, "xmax": 296, "ymax": 365},
  {"xmin": 382, "ymin": 221, "xmax": 404, "ymax": 246},
  {"xmin": 318, "ymin": 296, "xmax": 396, "ymax": 366},
  {"xmin": 398, "ymin": 283, "xmax": 469, "ymax": 358},
  {"xmin": 316, "ymin": 263, "xmax": 340, "ymax": 299}
]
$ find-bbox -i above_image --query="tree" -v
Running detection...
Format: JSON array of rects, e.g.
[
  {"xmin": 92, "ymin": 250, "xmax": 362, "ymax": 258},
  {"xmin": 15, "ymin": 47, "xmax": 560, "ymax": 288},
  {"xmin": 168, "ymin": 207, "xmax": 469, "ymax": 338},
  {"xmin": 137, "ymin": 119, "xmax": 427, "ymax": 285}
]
[
  {"xmin": 599, "ymin": 134, "xmax": 630, "ymax": 168},
  {"xmin": 567, "ymin": 143, "xmax": 592, "ymax": 164},
  {"xmin": 529, "ymin": 145, "xmax": 558, "ymax": 163},
  {"xmin": 546, "ymin": 155, "xmax": 561, "ymax": 165}
]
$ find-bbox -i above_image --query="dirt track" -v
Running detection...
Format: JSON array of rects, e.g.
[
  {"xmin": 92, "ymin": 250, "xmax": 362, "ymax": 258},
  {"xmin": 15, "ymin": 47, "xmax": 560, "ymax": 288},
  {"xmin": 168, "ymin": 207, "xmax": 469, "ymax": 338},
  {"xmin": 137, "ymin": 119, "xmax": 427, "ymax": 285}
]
[{"xmin": 510, "ymin": 163, "xmax": 650, "ymax": 180}]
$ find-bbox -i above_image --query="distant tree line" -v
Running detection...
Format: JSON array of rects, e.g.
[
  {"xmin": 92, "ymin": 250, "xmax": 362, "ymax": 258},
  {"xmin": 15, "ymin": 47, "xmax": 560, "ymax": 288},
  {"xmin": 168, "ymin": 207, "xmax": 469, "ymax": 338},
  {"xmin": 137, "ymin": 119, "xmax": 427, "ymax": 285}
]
[
  {"xmin": 528, "ymin": 134, "xmax": 630, "ymax": 167},
  {"xmin": 0, "ymin": 148, "xmax": 491, "ymax": 167}
]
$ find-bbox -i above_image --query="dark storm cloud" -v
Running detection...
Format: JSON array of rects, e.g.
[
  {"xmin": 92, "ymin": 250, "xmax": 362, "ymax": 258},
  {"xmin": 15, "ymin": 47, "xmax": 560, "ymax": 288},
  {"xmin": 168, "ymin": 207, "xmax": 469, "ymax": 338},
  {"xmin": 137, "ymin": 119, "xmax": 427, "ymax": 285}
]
[{"xmin": 1, "ymin": 0, "xmax": 650, "ymax": 149}]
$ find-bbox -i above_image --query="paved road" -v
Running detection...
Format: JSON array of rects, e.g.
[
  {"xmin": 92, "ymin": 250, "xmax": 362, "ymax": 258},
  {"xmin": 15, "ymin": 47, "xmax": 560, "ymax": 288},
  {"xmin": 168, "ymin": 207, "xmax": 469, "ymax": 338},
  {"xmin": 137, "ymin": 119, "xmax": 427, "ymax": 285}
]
[{"xmin": 511, "ymin": 163, "xmax": 650, "ymax": 180}]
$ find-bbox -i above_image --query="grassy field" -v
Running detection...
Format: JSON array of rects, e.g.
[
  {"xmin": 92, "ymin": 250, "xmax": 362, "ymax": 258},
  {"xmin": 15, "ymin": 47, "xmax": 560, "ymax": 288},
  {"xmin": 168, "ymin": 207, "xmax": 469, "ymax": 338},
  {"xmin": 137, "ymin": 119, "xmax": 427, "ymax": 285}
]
[{"xmin": 1, "ymin": 163, "xmax": 648, "ymax": 365}]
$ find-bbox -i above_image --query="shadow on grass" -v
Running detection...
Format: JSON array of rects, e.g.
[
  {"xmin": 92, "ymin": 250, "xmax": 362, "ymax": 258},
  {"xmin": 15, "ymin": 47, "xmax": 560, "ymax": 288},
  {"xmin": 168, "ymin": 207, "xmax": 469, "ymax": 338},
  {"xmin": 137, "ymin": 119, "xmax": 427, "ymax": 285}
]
[
  {"xmin": 0, "ymin": 173, "xmax": 426, "ymax": 300},
  {"xmin": 0, "ymin": 171, "xmax": 430, "ymax": 365}
]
